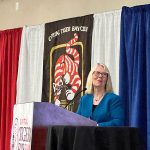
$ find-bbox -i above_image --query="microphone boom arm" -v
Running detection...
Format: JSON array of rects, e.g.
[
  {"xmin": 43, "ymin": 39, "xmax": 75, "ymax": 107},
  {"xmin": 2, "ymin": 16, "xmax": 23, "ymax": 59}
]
[{"xmin": 64, "ymin": 88, "xmax": 87, "ymax": 109}]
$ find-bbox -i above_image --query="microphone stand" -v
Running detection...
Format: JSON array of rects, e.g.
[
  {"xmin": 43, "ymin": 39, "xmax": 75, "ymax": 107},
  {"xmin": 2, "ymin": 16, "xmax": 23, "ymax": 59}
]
[{"xmin": 64, "ymin": 88, "xmax": 87, "ymax": 109}]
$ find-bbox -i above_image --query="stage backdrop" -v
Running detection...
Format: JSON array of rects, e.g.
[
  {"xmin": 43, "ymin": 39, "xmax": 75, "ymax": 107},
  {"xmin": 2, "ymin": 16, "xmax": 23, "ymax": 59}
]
[
  {"xmin": 42, "ymin": 15, "xmax": 93, "ymax": 111},
  {"xmin": 16, "ymin": 24, "xmax": 45, "ymax": 104},
  {"xmin": 91, "ymin": 10, "xmax": 121, "ymax": 94},
  {"xmin": 120, "ymin": 5, "xmax": 150, "ymax": 150},
  {"xmin": 0, "ymin": 28, "xmax": 22, "ymax": 150}
]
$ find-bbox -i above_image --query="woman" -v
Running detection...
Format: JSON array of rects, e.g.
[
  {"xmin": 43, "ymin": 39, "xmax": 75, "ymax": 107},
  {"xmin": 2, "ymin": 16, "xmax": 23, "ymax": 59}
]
[{"xmin": 76, "ymin": 63, "xmax": 124, "ymax": 126}]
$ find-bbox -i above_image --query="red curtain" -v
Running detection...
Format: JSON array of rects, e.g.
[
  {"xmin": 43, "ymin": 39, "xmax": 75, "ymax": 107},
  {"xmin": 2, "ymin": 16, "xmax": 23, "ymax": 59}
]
[{"xmin": 0, "ymin": 28, "xmax": 22, "ymax": 150}]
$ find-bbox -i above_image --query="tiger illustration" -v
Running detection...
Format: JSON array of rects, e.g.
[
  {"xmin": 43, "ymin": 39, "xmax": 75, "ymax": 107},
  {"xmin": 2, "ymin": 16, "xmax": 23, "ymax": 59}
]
[{"xmin": 53, "ymin": 33, "xmax": 81, "ymax": 105}]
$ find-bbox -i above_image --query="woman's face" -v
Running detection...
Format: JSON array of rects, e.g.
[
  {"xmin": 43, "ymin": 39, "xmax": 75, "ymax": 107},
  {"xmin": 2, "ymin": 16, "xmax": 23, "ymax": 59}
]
[{"xmin": 92, "ymin": 65, "xmax": 108, "ymax": 89}]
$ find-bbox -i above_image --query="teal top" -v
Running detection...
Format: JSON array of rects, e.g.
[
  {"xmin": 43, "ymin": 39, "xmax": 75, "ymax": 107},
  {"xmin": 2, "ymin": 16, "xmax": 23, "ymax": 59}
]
[{"xmin": 76, "ymin": 92, "xmax": 124, "ymax": 127}]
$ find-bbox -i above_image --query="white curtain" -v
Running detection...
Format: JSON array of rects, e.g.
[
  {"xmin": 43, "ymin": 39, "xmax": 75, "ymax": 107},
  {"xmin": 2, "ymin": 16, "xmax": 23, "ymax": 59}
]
[
  {"xmin": 91, "ymin": 10, "xmax": 121, "ymax": 94},
  {"xmin": 16, "ymin": 24, "xmax": 45, "ymax": 103}
]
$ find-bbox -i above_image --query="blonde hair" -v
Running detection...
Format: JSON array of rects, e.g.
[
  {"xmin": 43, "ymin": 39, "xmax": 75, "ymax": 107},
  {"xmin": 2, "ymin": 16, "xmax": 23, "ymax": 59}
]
[{"xmin": 85, "ymin": 63, "xmax": 113, "ymax": 94}]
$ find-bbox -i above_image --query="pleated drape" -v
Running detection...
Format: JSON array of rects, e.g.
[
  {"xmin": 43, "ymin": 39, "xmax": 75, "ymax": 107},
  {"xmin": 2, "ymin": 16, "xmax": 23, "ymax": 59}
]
[
  {"xmin": 0, "ymin": 28, "xmax": 22, "ymax": 150},
  {"xmin": 16, "ymin": 24, "xmax": 45, "ymax": 104},
  {"xmin": 120, "ymin": 5, "xmax": 150, "ymax": 150},
  {"xmin": 92, "ymin": 10, "xmax": 121, "ymax": 94}
]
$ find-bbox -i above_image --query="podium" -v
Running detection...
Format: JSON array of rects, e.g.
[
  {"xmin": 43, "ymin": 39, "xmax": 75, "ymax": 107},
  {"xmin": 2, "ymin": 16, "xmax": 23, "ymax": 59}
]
[{"xmin": 10, "ymin": 102, "xmax": 96, "ymax": 150}]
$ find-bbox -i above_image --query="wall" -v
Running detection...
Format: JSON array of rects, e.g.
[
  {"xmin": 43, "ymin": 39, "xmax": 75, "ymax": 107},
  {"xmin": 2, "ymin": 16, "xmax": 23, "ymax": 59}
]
[{"xmin": 0, "ymin": 0, "xmax": 149, "ymax": 30}]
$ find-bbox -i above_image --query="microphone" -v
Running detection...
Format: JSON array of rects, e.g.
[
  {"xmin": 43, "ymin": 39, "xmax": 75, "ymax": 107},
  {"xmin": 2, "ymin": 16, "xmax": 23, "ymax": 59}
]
[{"xmin": 64, "ymin": 87, "xmax": 87, "ymax": 109}]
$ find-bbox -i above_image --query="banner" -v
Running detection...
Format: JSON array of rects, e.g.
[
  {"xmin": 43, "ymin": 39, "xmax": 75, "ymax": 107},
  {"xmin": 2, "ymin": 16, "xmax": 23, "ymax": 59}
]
[
  {"xmin": 10, "ymin": 103, "xmax": 34, "ymax": 150},
  {"xmin": 42, "ymin": 15, "xmax": 93, "ymax": 111}
]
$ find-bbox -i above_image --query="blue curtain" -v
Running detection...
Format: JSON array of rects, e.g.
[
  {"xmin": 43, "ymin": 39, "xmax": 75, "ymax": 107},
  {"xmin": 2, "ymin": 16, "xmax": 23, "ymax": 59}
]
[{"xmin": 120, "ymin": 5, "xmax": 150, "ymax": 150}]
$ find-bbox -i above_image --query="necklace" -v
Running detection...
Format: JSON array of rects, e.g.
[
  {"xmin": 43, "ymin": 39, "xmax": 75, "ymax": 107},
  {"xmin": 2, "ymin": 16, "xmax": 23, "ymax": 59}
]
[{"xmin": 94, "ymin": 93, "xmax": 105, "ymax": 102}]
